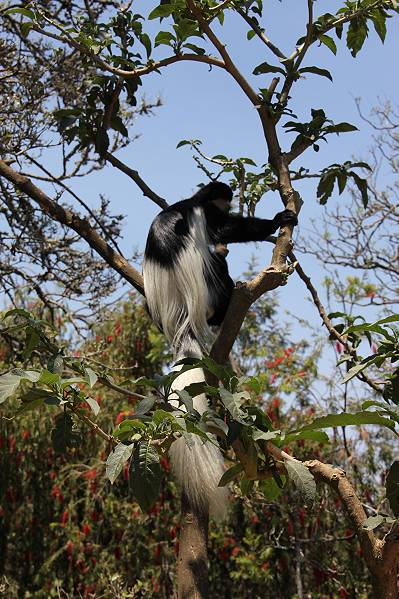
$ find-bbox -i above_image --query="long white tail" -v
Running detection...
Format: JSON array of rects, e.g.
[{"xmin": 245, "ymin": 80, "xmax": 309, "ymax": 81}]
[{"xmin": 168, "ymin": 337, "xmax": 228, "ymax": 519}]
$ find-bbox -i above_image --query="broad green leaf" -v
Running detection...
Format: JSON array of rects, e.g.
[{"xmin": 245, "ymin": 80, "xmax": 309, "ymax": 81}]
[
  {"xmin": 318, "ymin": 34, "xmax": 337, "ymax": 54},
  {"xmin": 346, "ymin": 19, "xmax": 369, "ymax": 57},
  {"xmin": 341, "ymin": 359, "xmax": 374, "ymax": 384},
  {"xmin": 326, "ymin": 122, "xmax": 358, "ymax": 134},
  {"xmin": 370, "ymin": 9, "xmax": 387, "ymax": 43},
  {"xmin": 259, "ymin": 476, "xmax": 285, "ymax": 501},
  {"xmin": 38, "ymin": 369, "xmax": 61, "ymax": 386},
  {"xmin": 253, "ymin": 62, "xmax": 285, "ymax": 76},
  {"xmin": 386, "ymin": 461, "xmax": 399, "ymax": 516},
  {"xmin": 0, "ymin": 369, "xmax": 40, "ymax": 403},
  {"xmin": 51, "ymin": 413, "xmax": 80, "ymax": 454},
  {"xmin": 300, "ymin": 66, "xmax": 333, "ymax": 82},
  {"xmin": 154, "ymin": 31, "xmax": 175, "ymax": 47},
  {"xmin": 135, "ymin": 395, "xmax": 156, "ymax": 416},
  {"xmin": 299, "ymin": 411, "xmax": 395, "ymax": 431},
  {"xmin": 130, "ymin": 441, "xmax": 163, "ymax": 511},
  {"xmin": 317, "ymin": 172, "xmax": 336, "ymax": 205},
  {"xmin": 253, "ymin": 429, "xmax": 281, "ymax": 442},
  {"xmin": 240, "ymin": 477, "xmax": 254, "ymax": 496},
  {"xmin": 218, "ymin": 463, "xmax": 244, "ymax": 487},
  {"xmin": 219, "ymin": 387, "xmax": 246, "ymax": 422},
  {"xmin": 283, "ymin": 430, "xmax": 329, "ymax": 444},
  {"xmin": 285, "ymin": 459, "xmax": 316, "ymax": 504},
  {"xmin": 148, "ymin": 4, "xmax": 174, "ymax": 19},
  {"xmin": 4, "ymin": 7, "xmax": 35, "ymax": 18},
  {"xmin": 85, "ymin": 397, "xmax": 100, "ymax": 416},
  {"xmin": 85, "ymin": 368, "xmax": 98, "ymax": 388},
  {"xmin": 184, "ymin": 43, "xmax": 206, "ymax": 55},
  {"xmin": 362, "ymin": 515, "xmax": 384, "ymax": 530},
  {"xmin": 106, "ymin": 443, "xmax": 134, "ymax": 484}
]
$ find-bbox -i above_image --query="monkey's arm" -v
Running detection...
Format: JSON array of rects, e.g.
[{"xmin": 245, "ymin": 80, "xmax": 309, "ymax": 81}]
[{"xmin": 215, "ymin": 209, "xmax": 298, "ymax": 244}]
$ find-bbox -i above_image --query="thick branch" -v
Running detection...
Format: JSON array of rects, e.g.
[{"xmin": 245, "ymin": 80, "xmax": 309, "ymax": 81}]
[
  {"xmin": 105, "ymin": 152, "xmax": 168, "ymax": 210},
  {"xmin": 0, "ymin": 160, "xmax": 144, "ymax": 294}
]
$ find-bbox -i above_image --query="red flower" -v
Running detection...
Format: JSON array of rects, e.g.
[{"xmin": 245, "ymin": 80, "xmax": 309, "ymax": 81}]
[
  {"xmin": 83, "ymin": 469, "xmax": 97, "ymax": 480},
  {"xmin": 335, "ymin": 342, "xmax": 344, "ymax": 354},
  {"xmin": 82, "ymin": 523, "xmax": 90, "ymax": 536},
  {"xmin": 22, "ymin": 430, "xmax": 30, "ymax": 441},
  {"xmin": 61, "ymin": 511, "xmax": 69, "ymax": 526},
  {"xmin": 106, "ymin": 335, "xmax": 113, "ymax": 343},
  {"xmin": 66, "ymin": 540, "xmax": 74, "ymax": 557}
]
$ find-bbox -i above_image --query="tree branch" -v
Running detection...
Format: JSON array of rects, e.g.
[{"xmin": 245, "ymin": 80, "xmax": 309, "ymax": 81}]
[
  {"xmin": 235, "ymin": 6, "xmax": 287, "ymax": 60},
  {"xmin": 0, "ymin": 160, "xmax": 144, "ymax": 294},
  {"xmin": 290, "ymin": 250, "xmax": 383, "ymax": 394},
  {"xmin": 105, "ymin": 152, "xmax": 168, "ymax": 210}
]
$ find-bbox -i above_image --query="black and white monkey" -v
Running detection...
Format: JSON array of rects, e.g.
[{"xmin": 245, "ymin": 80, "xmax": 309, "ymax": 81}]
[{"xmin": 143, "ymin": 182, "xmax": 297, "ymax": 517}]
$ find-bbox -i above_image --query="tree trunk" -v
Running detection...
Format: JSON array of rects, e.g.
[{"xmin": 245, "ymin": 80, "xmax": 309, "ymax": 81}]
[
  {"xmin": 371, "ymin": 570, "xmax": 398, "ymax": 599},
  {"xmin": 177, "ymin": 493, "xmax": 209, "ymax": 599}
]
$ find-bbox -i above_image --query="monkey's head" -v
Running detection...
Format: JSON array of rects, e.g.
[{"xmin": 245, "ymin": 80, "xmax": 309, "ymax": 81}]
[{"xmin": 196, "ymin": 182, "xmax": 233, "ymax": 212}]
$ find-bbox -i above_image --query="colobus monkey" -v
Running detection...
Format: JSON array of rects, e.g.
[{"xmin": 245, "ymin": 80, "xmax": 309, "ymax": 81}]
[{"xmin": 143, "ymin": 182, "xmax": 298, "ymax": 517}]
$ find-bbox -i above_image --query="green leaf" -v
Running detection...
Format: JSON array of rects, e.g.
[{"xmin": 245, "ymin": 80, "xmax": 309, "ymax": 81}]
[
  {"xmin": 218, "ymin": 463, "xmax": 244, "ymax": 487},
  {"xmin": 317, "ymin": 172, "xmax": 336, "ymax": 205},
  {"xmin": 299, "ymin": 411, "xmax": 395, "ymax": 431},
  {"xmin": 184, "ymin": 43, "xmax": 206, "ymax": 55},
  {"xmin": 154, "ymin": 31, "xmax": 175, "ymax": 47},
  {"xmin": 326, "ymin": 122, "xmax": 358, "ymax": 134},
  {"xmin": 176, "ymin": 139, "xmax": 191, "ymax": 149},
  {"xmin": 362, "ymin": 515, "xmax": 385, "ymax": 530},
  {"xmin": 318, "ymin": 34, "xmax": 337, "ymax": 54},
  {"xmin": 135, "ymin": 395, "xmax": 156, "ymax": 416},
  {"xmin": 253, "ymin": 62, "xmax": 285, "ymax": 76},
  {"xmin": 51, "ymin": 413, "xmax": 80, "ymax": 454},
  {"xmin": 0, "ymin": 369, "xmax": 40, "ymax": 404},
  {"xmin": 247, "ymin": 29, "xmax": 257, "ymax": 40},
  {"xmin": 346, "ymin": 19, "xmax": 369, "ymax": 57},
  {"xmin": 130, "ymin": 441, "xmax": 163, "ymax": 511},
  {"xmin": 283, "ymin": 430, "xmax": 329, "ymax": 444},
  {"xmin": 299, "ymin": 66, "xmax": 333, "ymax": 82},
  {"xmin": 370, "ymin": 9, "xmax": 387, "ymax": 43},
  {"xmin": 4, "ymin": 7, "xmax": 35, "ymax": 18},
  {"xmin": 106, "ymin": 443, "xmax": 134, "ymax": 484},
  {"xmin": 85, "ymin": 397, "xmax": 100, "ymax": 416},
  {"xmin": 148, "ymin": 4, "xmax": 174, "ymax": 19},
  {"xmin": 140, "ymin": 33, "xmax": 152, "ymax": 58},
  {"xmin": 219, "ymin": 387, "xmax": 247, "ymax": 422},
  {"xmin": 48, "ymin": 354, "xmax": 64, "ymax": 375},
  {"xmin": 95, "ymin": 129, "xmax": 109, "ymax": 157},
  {"xmin": 38, "ymin": 369, "xmax": 61, "ymax": 386},
  {"xmin": 253, "ymin": 429, "xmax": 281, "ymax": 442},
  {"xmin": 84, "ymin": 368, "xmax": 98, "ymax": 388},
  {"xmin": 240, "ymin": 477, "xmax": 254, "ymax": 496},
  {"xmin": 341, "ymin": 359, "xmax": 374, "ymax": 383},
  {"xmin": 20, "ymin": 20, "xmax": 34, "ymax": 38},
  {"xmin": 285, "ymin": 459, "xmax": 316, "ymax": 504},
  {"xmin": 386, "ymin": 461, "xmax": 399, "ymax": 516},
  {"xmin": 259, "ymin": 476, "xmax": 285, "ymax": 501}
]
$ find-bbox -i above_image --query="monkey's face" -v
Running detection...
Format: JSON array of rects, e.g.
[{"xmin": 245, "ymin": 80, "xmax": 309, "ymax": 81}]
[{"xmin": 211, "ymin": 197, "xmax": 231, "ymax": 213}]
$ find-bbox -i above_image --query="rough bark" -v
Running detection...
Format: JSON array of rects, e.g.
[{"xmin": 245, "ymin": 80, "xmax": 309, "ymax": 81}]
[{"xmin": 177, "ymin": 493, "xmax": 209, "ymax": 599}]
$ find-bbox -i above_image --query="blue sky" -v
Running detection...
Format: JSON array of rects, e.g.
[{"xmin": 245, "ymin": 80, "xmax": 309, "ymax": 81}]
[{"xmin": 41, "ymin": 2, "xmax": 399, "ymax": 341}]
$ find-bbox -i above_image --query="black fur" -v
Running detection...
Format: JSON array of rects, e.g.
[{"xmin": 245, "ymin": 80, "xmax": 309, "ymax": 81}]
[{"xmin": 144, "ymin": 182, "xmax": 297, "ymax": 326}]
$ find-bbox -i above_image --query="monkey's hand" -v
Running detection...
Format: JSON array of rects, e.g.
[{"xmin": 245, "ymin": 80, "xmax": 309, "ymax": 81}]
[{"xmin": 273, "ymin": 209, "xmax": 298, "ymax": 229}]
